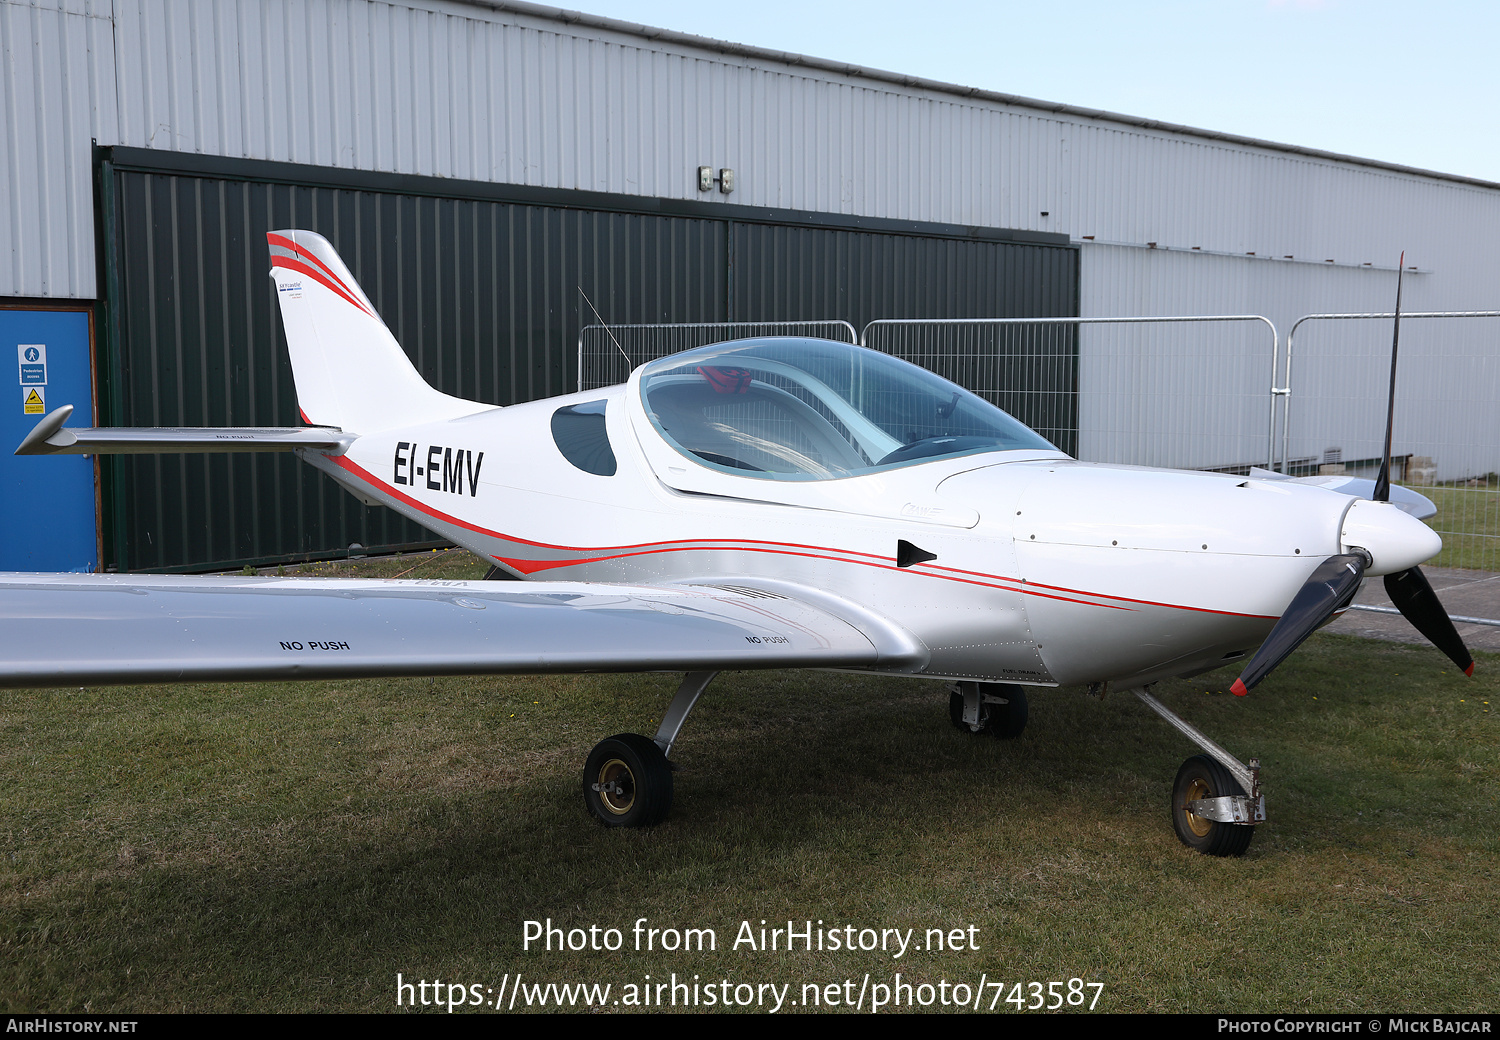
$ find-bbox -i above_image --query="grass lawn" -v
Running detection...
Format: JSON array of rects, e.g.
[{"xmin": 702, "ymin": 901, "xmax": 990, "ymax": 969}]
[
  {"xmin": 1422, "ymin": 482, "xmax": 1500, "ymax": 571},
  {"xmin": 1, "ymin": 555, "xmax": 1495, "ymax": 1013}
]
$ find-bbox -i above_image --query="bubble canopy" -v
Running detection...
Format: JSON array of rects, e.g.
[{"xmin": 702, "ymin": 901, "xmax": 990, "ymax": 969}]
[{"xmin": 638, "ymin": 338, "xmax": 1057, "ymax": 481}]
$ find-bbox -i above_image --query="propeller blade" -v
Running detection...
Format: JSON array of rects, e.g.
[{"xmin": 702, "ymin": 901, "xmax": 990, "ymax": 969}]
[
  {"xmin": 1384, "ymin": 566, "xmax": 1475, "ymax": 676},
  {"xmin": 1374, "ymin": 252, "xmax": 1405, "ymax": 504},
  {"xmin": 1359, "ymin": 254, "xmax": 1473, "ymax": 676},
  {"xmin": 1231, "ymin": 554, "xmax": 1367, "ymax": 696}
]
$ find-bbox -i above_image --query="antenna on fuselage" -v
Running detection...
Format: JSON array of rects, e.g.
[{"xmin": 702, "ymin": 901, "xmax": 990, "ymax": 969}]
[{"xmin": 579, "ymin": 287, "xmax": 631, "ymax": 371}]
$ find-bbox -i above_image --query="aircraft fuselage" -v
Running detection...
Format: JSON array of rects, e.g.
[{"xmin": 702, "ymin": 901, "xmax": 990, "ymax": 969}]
[{"xmin": 305, "ymin": 380, "xmax": 1381, "ymax": 690}]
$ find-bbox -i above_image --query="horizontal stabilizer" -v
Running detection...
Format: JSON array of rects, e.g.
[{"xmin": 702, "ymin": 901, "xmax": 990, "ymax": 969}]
[
  {"xmin": 0, "ymin": 574, "xmax": 927, "ymax": 688},
  {"xmin": 15, "ymin": 406, "xmax": 351, "ymax": 456}
]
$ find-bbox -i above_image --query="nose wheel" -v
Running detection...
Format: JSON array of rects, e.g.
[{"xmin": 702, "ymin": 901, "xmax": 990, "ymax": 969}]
[{"xmin": 1171, "ymin": 754, "xmax": 1255, "ymax": 857}]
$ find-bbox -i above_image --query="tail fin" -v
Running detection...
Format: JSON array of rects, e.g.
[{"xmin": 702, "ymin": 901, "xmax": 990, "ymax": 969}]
[{"xmin": 267, "ymin": 230, "xmax": 484, "ymax": 434}]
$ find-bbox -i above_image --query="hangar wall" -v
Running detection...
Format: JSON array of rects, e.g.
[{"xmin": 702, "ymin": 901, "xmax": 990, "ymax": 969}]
[
  {"xmin": 7, "ymin": 0, "xmax": 1500, "ymax": 309},
  {"xmin": 5, "ymin": 0, "xmax": 1500, "ymax": 566}
]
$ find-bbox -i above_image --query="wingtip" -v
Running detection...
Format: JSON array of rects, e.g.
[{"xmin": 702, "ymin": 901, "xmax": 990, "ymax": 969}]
[
  {"xmin": 15, "ymin": 404, "xmax": 75, "ymax": 455},
  {"xmin": 1231, "ymin": 678, "xmax": 1249, "ymax": 697},
  {"xmin": 1465, "ymin": 661, "xmax": 1475, "ymax": 677}
]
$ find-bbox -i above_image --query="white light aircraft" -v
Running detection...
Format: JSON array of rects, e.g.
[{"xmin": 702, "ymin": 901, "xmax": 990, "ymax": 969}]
[{"xmin": 4, "ymin": 231, "xmax": 1475, "ymax": 856}]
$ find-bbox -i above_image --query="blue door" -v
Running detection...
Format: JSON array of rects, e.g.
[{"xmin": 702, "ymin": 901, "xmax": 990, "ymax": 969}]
[{"xmin": 0, "ymin": 308, "xmax": 97, "ymax": 572}]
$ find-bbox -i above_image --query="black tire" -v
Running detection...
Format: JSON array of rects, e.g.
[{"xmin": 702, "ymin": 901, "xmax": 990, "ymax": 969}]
[
  {"xmin": 948, "ymin": 682, "xmax": 1028, "ymax": 739},
  {"xmin": 1171, "ymin": 754, "xmax": 1255, "ymax": 857},
  {"xmin": 988, "ymin": 684, "xmax": 1028, "ymax": 739},
  {"xmin": 583, "ymin": 733, "xmax": 673, "ymax": 827}
]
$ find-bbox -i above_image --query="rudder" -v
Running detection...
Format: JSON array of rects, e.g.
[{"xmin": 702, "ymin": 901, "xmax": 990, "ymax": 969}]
[{"xmin": 267, "ymin": 230, "xmax": 484, "ymax": 434}]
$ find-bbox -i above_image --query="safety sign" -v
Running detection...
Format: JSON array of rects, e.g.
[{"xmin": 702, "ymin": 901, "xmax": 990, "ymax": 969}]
[
  {"xmin": 18, "ymin": 344, "xmax": 47, "ymax": 385},
  {"xmin": 23, "ymin": 386, "xmax": 44, "ymax": 414}
]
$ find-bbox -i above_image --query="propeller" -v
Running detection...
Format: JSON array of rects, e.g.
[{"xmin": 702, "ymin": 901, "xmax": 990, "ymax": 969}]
[
  {"xmin": 1233, "ymin": 253, "xmax": 1474, "ymax": 695},
  {"xmin": 1230, "ymin": 553, "xmax": 1367, "ymax": 697}
]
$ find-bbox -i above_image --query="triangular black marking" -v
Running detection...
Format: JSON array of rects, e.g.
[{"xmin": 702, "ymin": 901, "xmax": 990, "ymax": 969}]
[{"xmin": 896, "ymin": 539, "xmax": 938, "ymax": 568}]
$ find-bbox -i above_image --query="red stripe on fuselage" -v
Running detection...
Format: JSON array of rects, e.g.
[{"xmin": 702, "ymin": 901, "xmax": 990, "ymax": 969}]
[
  {"xmin": 921, "ymin": 560, "xmax": 1276, "ymax": 620},
  {"xmin": 331, "ymin": 454, "xmax": 1277, "ymax": 618}
]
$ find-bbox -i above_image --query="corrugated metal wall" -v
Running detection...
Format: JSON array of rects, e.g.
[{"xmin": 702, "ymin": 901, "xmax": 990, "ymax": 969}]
[
  {"xmin": 731, "ymin": 224, "xmax": 1077, "ymax": 330},
  {"xmin": 98, "ymin": 148, "xmax": 1076, "ymax": 571},
  {"xmin": 0, "ymin": 0, "xmax": 116, "ymax": 299},
  {"xmin": 7, "ymin": 0, "xmax": 1500, "ymax": 311}
]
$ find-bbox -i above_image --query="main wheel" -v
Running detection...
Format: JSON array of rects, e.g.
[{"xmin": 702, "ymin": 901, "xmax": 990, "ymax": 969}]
[
  {"xmin": 583, "ymin": 733, "xmax": 673, "ymax": 827},
  {"xmin": 948, "ymin": 682, "xmax": 1028, "ymax": 739},
  {"xmin": 1171, "ymin": 754, "xmax": 1255, "ymax": 857},
  {"xmin": 987, "ymin": 684, "xmax": 1028, "ymax": 739}
]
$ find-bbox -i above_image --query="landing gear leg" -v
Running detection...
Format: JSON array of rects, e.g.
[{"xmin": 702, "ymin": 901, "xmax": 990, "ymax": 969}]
[{"xmin": 582, "ymin": 671, "xmax": 717, "ymax": 828}]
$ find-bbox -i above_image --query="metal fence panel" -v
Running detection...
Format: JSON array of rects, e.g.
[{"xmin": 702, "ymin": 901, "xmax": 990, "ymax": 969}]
[
  {"xmin": 863, "ymin": 316, "xmax": 1278, "ymax": 470},
  {"xmin": 860, "ymin": 319, "xmax": 1079, "ymax": 456},
  {"xmin": 1284, "ymin": 312, "xmax": 1500, "ymax": 571}
]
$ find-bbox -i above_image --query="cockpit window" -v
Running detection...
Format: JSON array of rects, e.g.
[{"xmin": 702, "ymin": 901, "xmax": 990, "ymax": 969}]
[
  {"xmin": 639, "ymin": 338, "xmax": 1056, "ymax": 480},
  {"xmin": 551, "ymin": 400, "xmax": 616, "ymax": 476}
]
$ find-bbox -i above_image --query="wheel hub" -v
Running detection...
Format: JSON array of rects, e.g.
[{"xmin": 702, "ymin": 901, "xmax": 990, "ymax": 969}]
[
  {"xmin": 1182, "ymin": 777, "xmax": 1213, "ymax": 838},
  {"xmin": 594, "ymin": 758, "xmax": 636, "ymax": 815}
]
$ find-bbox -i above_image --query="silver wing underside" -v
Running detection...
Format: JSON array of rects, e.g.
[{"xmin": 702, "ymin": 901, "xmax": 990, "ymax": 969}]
[{"xmin": 0, "ymin": 573, "xmax": 927, "ymax": 688}]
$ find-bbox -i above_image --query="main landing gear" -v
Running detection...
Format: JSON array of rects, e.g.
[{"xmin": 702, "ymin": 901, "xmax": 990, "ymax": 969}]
[
  {"xmin": 948, "ymin": 681, "xmax": 1028, "ymax": 739},
  {"xmin": 583, "ymin": 734, "xmax": 674, "ymax": 827},
  {"xmin": 583, "ymin": 670, "xmax": 716, "ymax": 828},
  {"xmin": 1131, "ymin": 686, "xmax": 1263, "ymax": 857}
]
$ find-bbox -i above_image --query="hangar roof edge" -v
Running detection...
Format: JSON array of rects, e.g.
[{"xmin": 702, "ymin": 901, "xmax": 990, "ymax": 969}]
[{"xmin": 466, "ymin": 0, "xmax": 1500, "ymax": 193}]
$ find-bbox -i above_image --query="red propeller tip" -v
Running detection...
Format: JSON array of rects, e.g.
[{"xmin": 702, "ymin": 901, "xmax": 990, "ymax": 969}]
[
  {"xmin": 1231, "ymin": 678, "xmax": 1249, "ymax": 697},
  {"xmin": 1465, "ymin": 662, "xmax": 1475, "ymax": 677}
]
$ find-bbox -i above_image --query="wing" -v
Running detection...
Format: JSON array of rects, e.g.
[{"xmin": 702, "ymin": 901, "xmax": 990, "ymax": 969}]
[
  {"xmin": 1246, "ymin": 467, "xmax": 1437, "ymax": 520},
  {"xmin": 0, "ymin": 573, "xmax": 927, "ymax": 688}
]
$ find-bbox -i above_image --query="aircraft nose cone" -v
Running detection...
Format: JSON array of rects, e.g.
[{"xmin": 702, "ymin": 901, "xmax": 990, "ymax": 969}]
[{"xmin": 1340, "ymin": 498, "xmax": 1442, "ymax": 575}]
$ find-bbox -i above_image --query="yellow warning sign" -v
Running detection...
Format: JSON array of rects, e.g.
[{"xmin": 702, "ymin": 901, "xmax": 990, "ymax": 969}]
[{"xmin": 23, "ymin": 386, "xmax": 44, "ymax": 414}]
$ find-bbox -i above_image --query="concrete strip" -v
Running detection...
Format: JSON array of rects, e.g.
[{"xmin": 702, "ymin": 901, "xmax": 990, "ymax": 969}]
[{"xmin": 1324, "ymin": 566, "xmax": 1500, "ymax": 653}]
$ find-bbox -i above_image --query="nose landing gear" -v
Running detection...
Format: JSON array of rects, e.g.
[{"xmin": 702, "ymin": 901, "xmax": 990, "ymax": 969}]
[
  {"xmin": 1133, "ymin": 686, "xmax": 1264, "ymax": 857},
  {"xmin": 1171, "ymin": 754, "xmax": 1256, "ymax": 857}
]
